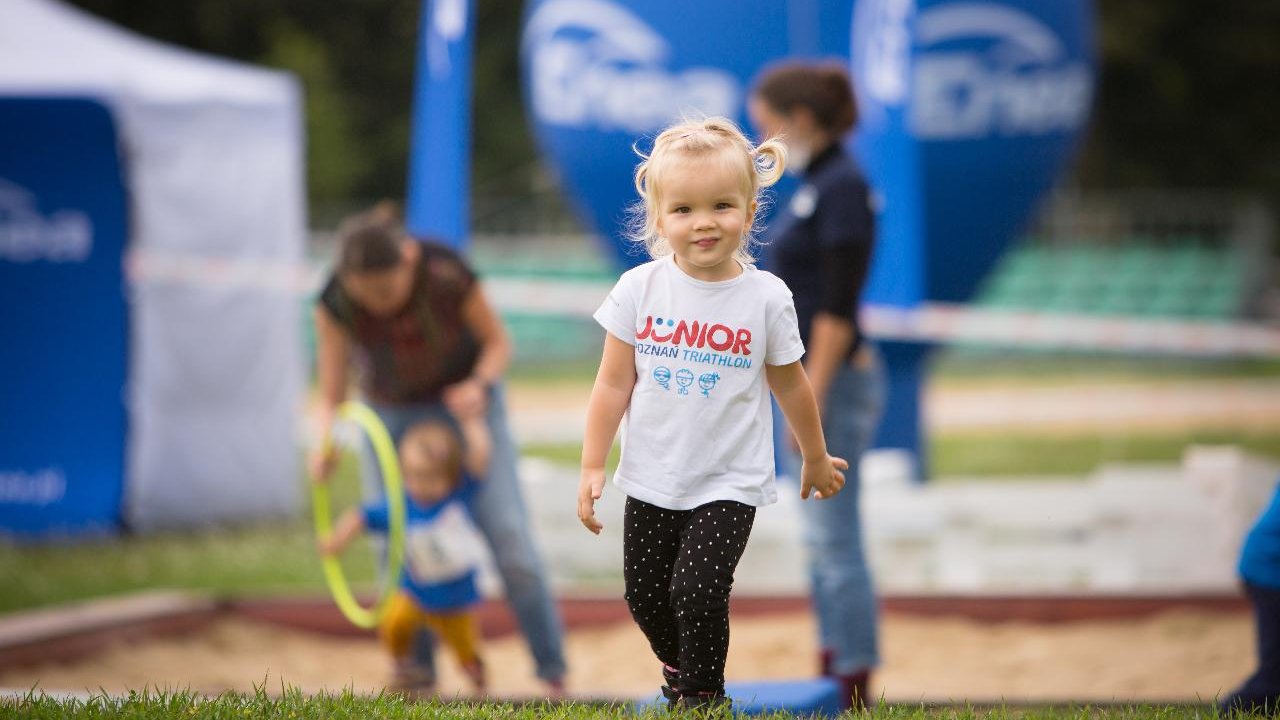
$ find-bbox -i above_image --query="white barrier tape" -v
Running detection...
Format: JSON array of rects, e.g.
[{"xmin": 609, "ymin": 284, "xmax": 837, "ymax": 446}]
[
  {"xmin": 125, "ymin": 255, "xmax": 1280, "ymax": 359},
  {"xmin": 482, "ymin": 276, "xmax": 611, "ymax": 316},
  {"xmin": 485, "ymin": 278, "xmax": 1280, "ymax": 358},
  {"xmin": 860, "ymin": 304, "xmax": 1280, "ymax": 358},
  {"xmin": 124, "ymin": 250, "xmax": 323, "ymax": 294}
]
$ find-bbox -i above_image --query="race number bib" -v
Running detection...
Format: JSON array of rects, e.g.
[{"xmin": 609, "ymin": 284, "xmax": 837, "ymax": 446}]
[{"xmin": 403, "ymin": 502, "xmax": 484, "ymax": 584}]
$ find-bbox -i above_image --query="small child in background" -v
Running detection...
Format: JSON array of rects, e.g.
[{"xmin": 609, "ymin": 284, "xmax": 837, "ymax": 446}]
[
  {"xmin": 321, "ymin": 414, "xmax": 491, "ymax": 695},
  {"xmin": 1222, "ymin": 478, "xmax": 1280, "ymax": 715},
  {"xmin": 578, "ymin": 116, "xmax": 848, "ymax": 710}
]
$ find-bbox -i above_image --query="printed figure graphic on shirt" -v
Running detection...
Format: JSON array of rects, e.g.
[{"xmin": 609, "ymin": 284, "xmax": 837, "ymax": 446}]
[
  {"xmin": 675, "ymin": 368, "xmax": 694, "ymax": 395},
  {"xmin": 698, "ymin": 373, "xmax": 720, "ymax": 397},
  {"xmin": 654, "ymin": 366, "xmax": 672, "ymax": 390}
]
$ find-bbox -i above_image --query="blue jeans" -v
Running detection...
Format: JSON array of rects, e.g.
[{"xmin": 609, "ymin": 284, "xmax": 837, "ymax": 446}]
[
  {"xmin": 363, "ymin": 385, "xmax": 567, "ymax": 681},
  {"xmin": 781, "ymin": 346, "xmax": 886, "ymax": 675}
]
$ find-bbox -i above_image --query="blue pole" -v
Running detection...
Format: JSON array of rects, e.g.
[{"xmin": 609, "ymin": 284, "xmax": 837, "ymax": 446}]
[{"xmin": 405, "ymin": 0, "xmax": 476, "ymax": 250}]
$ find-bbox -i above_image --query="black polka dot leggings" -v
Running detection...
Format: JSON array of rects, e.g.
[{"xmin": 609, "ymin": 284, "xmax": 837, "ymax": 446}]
[{"xmin": 622, "ymin": 496, "xmax": 756, "ymax": 696}]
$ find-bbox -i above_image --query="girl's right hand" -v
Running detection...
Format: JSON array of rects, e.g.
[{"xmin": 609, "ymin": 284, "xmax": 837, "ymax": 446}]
[{"xmin": 577, "ymin": 469, "xmax": 606, "ymax": 534}]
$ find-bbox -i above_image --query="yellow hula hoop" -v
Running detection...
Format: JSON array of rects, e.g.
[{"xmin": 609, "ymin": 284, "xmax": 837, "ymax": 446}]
[{"xmin": 311, "ymin": 401, "xmax": 406, "ymax": 629}]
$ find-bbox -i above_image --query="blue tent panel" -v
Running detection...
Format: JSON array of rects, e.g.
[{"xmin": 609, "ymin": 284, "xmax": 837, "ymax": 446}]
[{"xmin": 0, "ymin": 97, "xmax": 129, "ymax": 537}]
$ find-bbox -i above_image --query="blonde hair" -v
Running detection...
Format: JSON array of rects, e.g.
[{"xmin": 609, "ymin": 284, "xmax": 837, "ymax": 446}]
[
  {"xmin": 631, "ymin": 117, "xmax": 787, "ymax": 265},
  {"xmin": 399, "ymin": 420, "xmax": 463, "ymax": 486}
]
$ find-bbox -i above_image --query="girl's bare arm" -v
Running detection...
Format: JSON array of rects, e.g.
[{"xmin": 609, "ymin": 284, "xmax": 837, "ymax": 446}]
[
  {"xmin": 766, "ymin": 360, "xmax": 848, "ymax": 499},
  {"xmin": 578, "ymin": 333, "xmax": 637, "ymax": 533}
]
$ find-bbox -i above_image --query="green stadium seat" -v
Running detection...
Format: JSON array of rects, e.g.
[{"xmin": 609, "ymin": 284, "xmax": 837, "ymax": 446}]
[{"xmin": 968, "ymin": 239, "xmax": 1250, "ymax": 326}]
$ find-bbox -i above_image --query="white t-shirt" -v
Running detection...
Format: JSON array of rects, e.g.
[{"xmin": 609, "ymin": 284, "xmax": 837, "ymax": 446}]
[{"xmin": 593, "ymin": 254, "xmax": 805, "ymax": 510}]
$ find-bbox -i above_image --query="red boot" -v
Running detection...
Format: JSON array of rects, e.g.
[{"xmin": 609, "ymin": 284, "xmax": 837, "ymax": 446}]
[
  {"xmin": 822, "ymin": 649, "xmax": 872, "ymax": 711},
  {"xmin": 836, "ymin": 669, "xmax": 871, "ymax": 712}
]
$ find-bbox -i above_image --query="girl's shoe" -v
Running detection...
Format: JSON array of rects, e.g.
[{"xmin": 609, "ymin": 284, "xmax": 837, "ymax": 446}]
[
  {"xmin": 660, "ymin": 684, "xmax": 681, "ymax": 710},
  {"xmin": 660, "ymin": 664, "xmax": 681, "ymax": 710},
  {"xmin": 676, "ymin": 690, "xmax": 732, "ymax": 715}
]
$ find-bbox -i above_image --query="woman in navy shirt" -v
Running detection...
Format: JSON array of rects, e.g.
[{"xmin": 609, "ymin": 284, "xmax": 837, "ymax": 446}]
[{"xmin": 750, "ymin": 61, "xmax": 886, "ymax": 711}]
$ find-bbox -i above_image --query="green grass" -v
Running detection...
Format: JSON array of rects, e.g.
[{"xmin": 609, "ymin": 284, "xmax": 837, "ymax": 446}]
[
  {"xmin": 506, "ymin": 355, "xmax": 1280, "ymax": 389},
  {"xmin": 508, "ymin": 359, "xmax": 601, "ymax": 383},
  {"xmin": 932, "ymin": 429, "xmax": 1280, "ymax": 477},
  {"xmin": 1, "ymin": 428, "xmax": 1276, "ymax": 613},
  {"xmin": 6, "ymin": 687, "xmax": 659, "ymax": 720},
  {"xmin": 523, "ymin": 430, "xmax": 1280, "ymax": 481},
  {"xmin": 0, "ymin": 520, "xmax": 333, "ymax": 613},
  {"xmin": 525, "ymin": 442, "xmax": 621, "ymax": 474},
  {"xmin": 930, "ymin": 354, "xmax": 1280, "ymax": 386},
  {"xmin": 504, "ymin": 356, "xmax": 1280, "ymax": 404},
  {"xmin": 0, "ymin": 454, "xmax": 375, "ymax": 614},
  {"xmin": 0, "ymin": 686, "xmax": 1246, "ymax": 720}
]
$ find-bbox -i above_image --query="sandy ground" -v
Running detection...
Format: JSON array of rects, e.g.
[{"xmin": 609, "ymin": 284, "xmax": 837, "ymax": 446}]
[{"xmin": 4, "ymin": 609, "xmax": 1251, "ymax": 704}]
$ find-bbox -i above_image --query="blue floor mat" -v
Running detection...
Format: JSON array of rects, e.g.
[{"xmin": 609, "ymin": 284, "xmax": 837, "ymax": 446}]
[{"xmin": 634, "ymin": 677, "xmax": 843, "ymax": 716}]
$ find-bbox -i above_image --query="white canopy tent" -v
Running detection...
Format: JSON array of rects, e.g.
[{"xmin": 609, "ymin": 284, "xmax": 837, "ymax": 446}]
[{"xmin": 0, "ymin": 0, "xmax": 306, "ymax": 529}]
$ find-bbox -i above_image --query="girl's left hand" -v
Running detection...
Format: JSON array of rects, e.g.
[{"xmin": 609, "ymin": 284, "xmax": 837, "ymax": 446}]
[
  {"xmin": 444, "ymin": 377, "xmax": 489, "ymax": 419},
  {"xmin": 800, "ymin": 454, "xmax": 849, "ymax": 500}
]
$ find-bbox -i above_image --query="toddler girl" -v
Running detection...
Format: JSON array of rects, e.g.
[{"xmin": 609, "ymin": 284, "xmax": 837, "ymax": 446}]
[{"xmin": 577, "ymin": 116, "xmax": 848, "ymax": 710}]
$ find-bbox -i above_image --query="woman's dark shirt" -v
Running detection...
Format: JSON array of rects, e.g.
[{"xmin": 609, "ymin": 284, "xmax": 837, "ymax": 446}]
[
  {"xmin": 319, "ymin": 242, "xmax": 481, "ymax": 404},
  {"xmin": 764, "ymin": 143, "xmax": 875, "ymax": 357}
]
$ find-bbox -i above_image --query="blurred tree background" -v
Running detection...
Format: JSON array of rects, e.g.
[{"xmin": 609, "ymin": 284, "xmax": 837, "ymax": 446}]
[
  {"xmin": 65, "ymin": 0, "xmax": 1280, "ymax": 215},
  {"xmin": 1077, "ymin": 0, "xmax": 1280, "ymax": 197},
  {"xmin": 65, "ymin": 0, "xmax": 532, "ymax": 209}
]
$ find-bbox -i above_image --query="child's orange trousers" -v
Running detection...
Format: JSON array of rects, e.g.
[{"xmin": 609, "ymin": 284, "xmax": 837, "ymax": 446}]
[{"xmin": 379, "ymin": 592, "xmax": 481, "ymax": 666}]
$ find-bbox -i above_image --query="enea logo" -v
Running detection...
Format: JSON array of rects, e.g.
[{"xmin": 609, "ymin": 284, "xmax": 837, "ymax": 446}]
[
  {"xmin": 522, "ymin": 0, "xmax": 739, "ymax": 133},
  {"xmin": 864, "ymin": 1, "xmax": 1093, "ymax": 140},
  {"xmin": 0, "ymin": 178, "xmax": 93, "ymax": 263},
  {"xmin": 0, "ymin": 467, "xmax": 67, "ymax": 507}
]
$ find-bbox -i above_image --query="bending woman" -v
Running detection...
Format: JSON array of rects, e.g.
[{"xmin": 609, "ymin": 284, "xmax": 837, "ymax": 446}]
[{"xmin": 310, "ymin": 204, "xmax": 566, "ymax": 692}]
